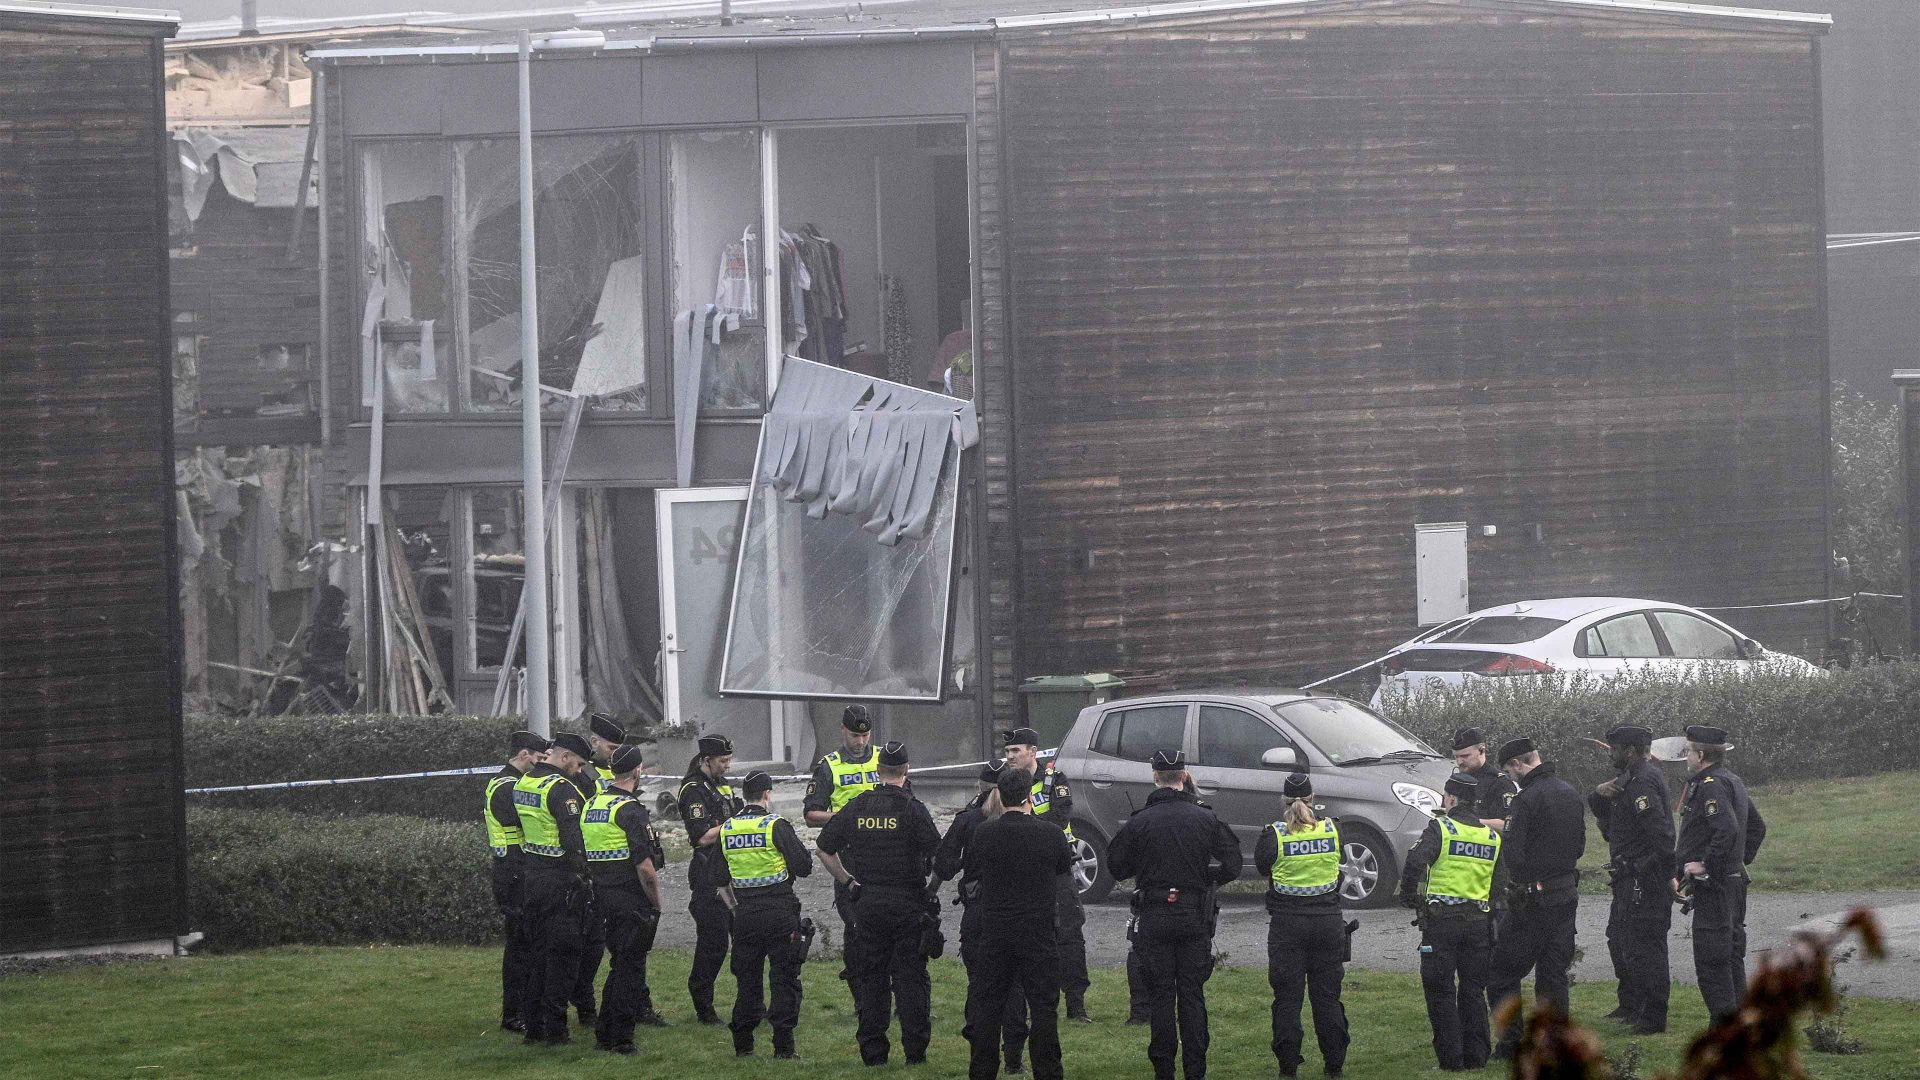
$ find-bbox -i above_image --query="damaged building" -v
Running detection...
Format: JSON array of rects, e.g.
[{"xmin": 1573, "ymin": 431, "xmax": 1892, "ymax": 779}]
[{"xmin": 301, "ymin": 0, "xmax": 1833, "ymax": 771}]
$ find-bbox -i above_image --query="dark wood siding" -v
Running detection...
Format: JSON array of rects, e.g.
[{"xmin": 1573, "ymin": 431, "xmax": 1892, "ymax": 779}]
[
  {"xmin": 0, "ymin": 12, "xmax": 184, "ymax": 952},
  {"xmin": 991, "ymin": 3, "xmax": 1830, "ymax": 692}
]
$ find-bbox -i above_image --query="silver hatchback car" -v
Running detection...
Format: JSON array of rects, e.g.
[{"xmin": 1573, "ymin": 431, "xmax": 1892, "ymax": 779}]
[{"xmin": 1053, "ymin": 690, "xmax": 1453, "ymax": 907}]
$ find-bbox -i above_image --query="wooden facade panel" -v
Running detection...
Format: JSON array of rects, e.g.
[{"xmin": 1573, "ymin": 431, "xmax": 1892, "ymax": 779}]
[
  {"xmin": 0, "ymin": 12, "xmax": 184, "ymax": 954},
  {"xmin": 994, "ymin": 8, "xmax": 1828, "ymax": 690}
]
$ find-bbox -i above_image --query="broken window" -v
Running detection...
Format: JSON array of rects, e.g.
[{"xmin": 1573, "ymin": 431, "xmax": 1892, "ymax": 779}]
[
  {"xmin": 360, "ymin": 141, "xmax": 450, "ymax": 413},
  {"xmin": 468, "ymin": 489, "xmax": 527, "ymax": 672},
  {"xmin": 719, "ymin": 359, "xmax": 977, "ymax": 702},
  {"xmin": 453, "ymin": 136, "xmax": 648, "ymax": 412},
  {"xmin": 668, "ymin": 130, "xmax": 765, "ymax": 412}
]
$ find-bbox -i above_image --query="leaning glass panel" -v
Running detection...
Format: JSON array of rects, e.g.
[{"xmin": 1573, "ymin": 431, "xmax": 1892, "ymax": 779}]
[{"xmin": 453, "ymin": 136, "xmax": 648, "ymax": 412}]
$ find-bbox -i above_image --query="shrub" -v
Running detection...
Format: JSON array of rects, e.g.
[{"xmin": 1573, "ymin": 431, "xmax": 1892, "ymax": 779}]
[
  {"xmin": 1377, "ymin": 661, "xmax": 1920, "ymax": 789},
  {"xmin": 188, "ymin": 806, "xmax": 499, "ymax": 951}
]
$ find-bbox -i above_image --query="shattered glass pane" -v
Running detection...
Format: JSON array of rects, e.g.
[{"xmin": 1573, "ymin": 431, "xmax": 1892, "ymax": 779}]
[
  {"xmin": 454, "ymin": 136, "xmax": 648, "ymax": 413},
  {"xmin": 721, "ymin": 456, "xmax": 959, "ymax": 701},
  {"xmin": 468, "ymin": 489, "xmax": 526, "ymax": 671},
  {"xmin": 361, "ymin": 141, "xmax": 449, "ymax": 413}
]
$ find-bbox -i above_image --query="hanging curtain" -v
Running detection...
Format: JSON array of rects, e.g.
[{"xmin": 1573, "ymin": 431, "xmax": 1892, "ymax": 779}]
[{"xmin": 581, "ymin": 490, "xmax": 663, "ymax": 723}]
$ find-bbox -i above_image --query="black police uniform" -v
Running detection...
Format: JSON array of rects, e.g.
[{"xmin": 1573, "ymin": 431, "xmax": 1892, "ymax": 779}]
[
  {"xmin": 1469, "ymin": 763, "xmax": 1520, "ymax": 825},
  {"xmin": 514, "ymin": 761, "xmax": 592, "ymax": 1043},
  {"xmin": 1256, "ymin": 805, "xmax": 1350, "ymax": 1078},
  {"xmin": 1588, "ymin": 751, "xmax": 1675, "ymax": 1032},
  {"xmin": 486, "ymin": 762, "xmax": 534, "ymax": 1030},
  {"xmin": 1677, "ymin": 756, "xmax": 1766, "ymax": 1022},
  {"xmin": 568, "ymin": 765, "xmax": 607, "ymax": 1023},
  {"xmin": 818, "ymin": 779, "xmax": 943, "ymax": 1065},
  {"xmin": 591, "ymin": 791, "xmax": 666, "ymax": 1052},
  {"xmin": 679, "ymin": 766, "xmax": 740, "ymax": 1021},
  {"xmin": 1031, "ymin": 761, "xmax": 1092, "ymax": 1018},
  {"xmin": 935, "ymin": 784, "xmax": 1032, "ymax": 1072},
  {"xmin": 963, "ymin": 803, "xmax": 1074, "ymax": 1080},
  {"xmin": 1399, "ymin": 798, "xmax": 1506, "ymax": 1072},
  {"xmin": 804, "ymin": 740, "xmax": 879, "ymax": 1004},
  {"xmin": 725, "ymin": 803, "xmax": 815, "ymax": 1057},
  {"xmin": 1488, "ymin": 755, "xmax": 1585, "ymax": 1055},
  {"xmin": 1108, "ymin": 779, "xmax": 1243, "ymax": 1080}
]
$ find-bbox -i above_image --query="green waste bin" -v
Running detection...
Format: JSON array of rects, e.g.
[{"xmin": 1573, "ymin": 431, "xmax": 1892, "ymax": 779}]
[{"xmin": 1017, "ymin": 673, "xmax": 1125, "ymax": 750}]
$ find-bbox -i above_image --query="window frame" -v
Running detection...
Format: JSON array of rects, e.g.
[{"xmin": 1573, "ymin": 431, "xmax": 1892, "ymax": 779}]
[
  {"xmin": 1090, "ymin": 702, "xmax": 1195, "ymax": 764},
  {"xmin": 1194, "ymin": 703, "xmax": 1298, "ymax": 771},
  {"xmin": 1647, "ymin": 609, "xmax": 1743, "ymax": 661},
  {"xmin": 1573, "ymin": 611, "xmax": 1668, "ymax": 659}
]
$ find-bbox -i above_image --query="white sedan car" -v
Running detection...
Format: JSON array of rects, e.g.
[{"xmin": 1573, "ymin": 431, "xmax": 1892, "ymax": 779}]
[{"xmin": 1369, "ymin": 596, "xmax": 1823, "ymax": 707}]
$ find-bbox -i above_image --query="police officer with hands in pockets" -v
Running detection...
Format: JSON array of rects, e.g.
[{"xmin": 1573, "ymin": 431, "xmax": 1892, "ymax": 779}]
[
  {"xmin": 721, "ymin": 770, "xmax": 815, "ymax": 1059},
  {"xmin": 818, "ymin": 740, "xmax": 943, "ymax": 1066},
  {"xmin": 1258, "ymin": 771, "xmax": 1351, "ymax": 1080},
  {"xmin": 936, "ymin": 758, "xmax": 1034, "ymax": 1074},
  {"xmin": 1487, "ymin": 738, "xmax": 1585, "ymax": 1060},
  {"xmin": 582, "ymin": 743, "xmax": 667, "ymax": 1055},
  {"xmin": 485, "ymin": 729, "xmax": 548, "ymax": 1034},
  {"xmin": 1673, "ymin": 724, "xmax": 1766, "ymax": 1024},
  {"xmin": 1108, "ymin": 749, "xmax": 1242, "ymax": 1080},
  {"xmin": 1400, "ymin": 771, "xmax": 1505, "ymax": 1073},
  {"xmin": 1002, "ymin": 726, "xmax": 1094, "ymax": 1021},
  {"xmin": 1589, "ymin": 723, "xmax": 1675, "ymax": 1035},
  {"xmin": 511, "ymin": 730, "xmax": 596, "ymax": 1045},
  {"xmin": 679, "ymin": 733, "xmax": 741, "ymax": 1024},
  {"xmin": 962, "ymin": 765, "xmax": 1074, "ymax": 1080}
]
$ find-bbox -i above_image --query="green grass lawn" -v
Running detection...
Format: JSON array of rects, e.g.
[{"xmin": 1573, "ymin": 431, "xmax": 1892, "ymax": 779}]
[
  {"xmin": 2, "ymin": 946, "xmax": 1913, "ymax": 1079},
  {"xmin": 1575, "ymin": 769, "xmax": 1920, "ymax": 894}
]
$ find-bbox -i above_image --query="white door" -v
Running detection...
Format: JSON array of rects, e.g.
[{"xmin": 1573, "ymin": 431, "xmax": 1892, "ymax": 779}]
[{"xmin": 657, "ymin": 487, "xmax": 782, "ymax": 761}]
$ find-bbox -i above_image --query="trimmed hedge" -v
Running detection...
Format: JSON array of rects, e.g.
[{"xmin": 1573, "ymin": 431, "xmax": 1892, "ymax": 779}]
[
  {"xmin": 188, "ymin": 806, "xmax": 498, "ymax": 951},
  {"xmin": 186, "ymin": 713, "xmax": 528, "ymax": 820},
  {"xmin": 1378, "ymin": 661, "xmax": 1920, "ymax": 789}
]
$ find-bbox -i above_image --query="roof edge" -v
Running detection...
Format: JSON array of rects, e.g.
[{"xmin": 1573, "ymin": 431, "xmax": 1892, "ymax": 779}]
[
  {"xmin": 0, "ymin": 1, "xmax": 177, "ymax": 23},
  {"xmin": 994, "ymin": 0, "xmax": 1829, "ymax": 31}
]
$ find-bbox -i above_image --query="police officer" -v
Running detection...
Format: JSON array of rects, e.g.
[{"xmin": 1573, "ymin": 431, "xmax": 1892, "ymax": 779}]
[
  {"xmin": 1589, "ymin": 724, "xmax": 1675, "ymax": 1035},
  {"xmin": 511, "ymin": 730, "xmax": 595, "ymax": 1045},
  {"xmin": 1488, "ymin": 738, "xmax": 1585, "ymax": 1060},
  {"xmin": 1399, "ymin": 772, "xmax": 1505, "ymax": 1073},
  {"xmin": 962, "ymin": 766, "xmax": 1073, "ymax": 1080},
  {"xmin": 805, "ymin": 704, "xmax": 883, "ymax": 1007},
  {"xmin": 1673, "ymin": 724, "xmax": 1766, "ymax": 1023},
  {"xmin": 485, "ymin": 729, "xmax": 548, "ymax": 1033},
  {"xmin": 722, "ymin": 770, "xmax": 815, "ymax": 1059},
  {"xmin": 570, "ymin": 711, "xmax": 627, "ymax": 1024},
  {"xmin": 1450, "ymin": 728, "xmax": 1519, "ymax": 830},
  {"xmin": 679, "ymin": 733, "xmax": 740, "ymax": 1024},
  {"xmin": 818, "ymin": 740, "xmax": 943, "ymax": 1066},
  {"xmin": 1257, "ymin": 772, "xmax": 1350, "ymax": 1080},
  {"xmin": 1108, "ymin": 749, "xmax": 1242, "ymax": 1080},
  {"xmin": 935, "ymin": 759, "xmax": 1033, "ymax": 1074},
  {"xmin": 583, "ymin": 744, "xmax": 666, "ymax": 1055},
  {"xmin": 1002, "ymin": 727, "xmax": 1092, "ymax": 1021}
]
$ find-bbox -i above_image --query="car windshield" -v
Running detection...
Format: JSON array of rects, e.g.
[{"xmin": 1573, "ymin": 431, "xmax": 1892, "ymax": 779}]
[
  {"xmin": 1424, "ymin": 615, "xmax": 1568, "ymax": 645},
  {"xmin": 1273, "ymin": 698, "xmax": 1440, "ymax": 765}
]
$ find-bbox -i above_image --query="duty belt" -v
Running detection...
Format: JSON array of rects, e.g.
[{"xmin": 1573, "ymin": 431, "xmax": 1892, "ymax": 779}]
[
  {"xmin": 1519, "ymin": 871, "xmax": 1580, "ymax": 894},
  {"xmin": 524, "ymin": 842, "xmax": 566, "ymax": 858}
]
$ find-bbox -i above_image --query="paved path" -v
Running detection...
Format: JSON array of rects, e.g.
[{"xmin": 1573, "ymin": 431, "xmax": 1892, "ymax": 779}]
[{"xmin": 655, "ymin": 870, "xmax": 1920, "ymax": 1002}]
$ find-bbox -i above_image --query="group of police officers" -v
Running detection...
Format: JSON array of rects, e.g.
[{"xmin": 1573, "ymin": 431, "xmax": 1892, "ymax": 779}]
[{"xmin": 486, "ymin": 707, "xmax": 1765, "ymax": 1077}]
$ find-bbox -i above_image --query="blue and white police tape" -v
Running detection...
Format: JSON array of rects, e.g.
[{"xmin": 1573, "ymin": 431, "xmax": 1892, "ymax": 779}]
[{"xmin": 182, "ymin": 749, "xmax": 1054, "ymax": 796}]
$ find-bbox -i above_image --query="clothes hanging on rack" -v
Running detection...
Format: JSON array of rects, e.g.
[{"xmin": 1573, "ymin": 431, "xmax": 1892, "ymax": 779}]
[
  {"xmin": 715, "ymin": 225, "xmax": 758, "ymax": 319},
  {"xmin": 713, "ymin": 224, "xmax": 850, "ymax": 367}
]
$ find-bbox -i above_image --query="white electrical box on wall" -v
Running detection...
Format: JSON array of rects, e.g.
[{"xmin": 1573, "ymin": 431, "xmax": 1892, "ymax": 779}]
[{"xmin": 1415, "ymin": 522, "xmax": 1470, "ymax": 626}]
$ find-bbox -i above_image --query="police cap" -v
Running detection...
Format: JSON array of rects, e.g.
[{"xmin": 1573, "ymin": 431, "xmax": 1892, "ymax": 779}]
[
  {"xmin": 1451, "ymin": 727, "xmax": 1486, "ymax": 752},
  {"xmin": 842, "ymin": 704, "xmax": 873, "ymax": 732},
  {"xmin": 1002, "ymin": 726, "xmax": 1042, "ymax": 748},
  {"xmin": 1684, "ymin": 725, "xmax": 1731, "ymax": 749},
  {"xmin": 1283, "ymin": 772, "xmax": 1313, "ymax": 799},
  {"xmin": 1149, "ymin": 748, "xmax": 1186, "ymax": 771},
  {"xmin": 742, "ymin": 770, "xmax": 774, "ymax": 797},
  {"xmin": 1498, "ymin": 738, "xmax": 1536, "ymax": 765},
  {"xmin": 979, "ymin": 757, "xmax": 1008, "ymax": 783},
  {"xmin": 1606, "ymin": 724, "xmax": 1653, "ymax": 749},
  {"xmin": 698, "ymin": 734, "xmax": 734, "ymax": 757},
  {"xmin": 1445, "ymin": 771, "xmax": 1479, "ymax": 799},
  {"xmin": 550, "ymin": 732, "xmax": 593, "ymax": 760},
  {"xmin": 509, "ymin": 729, "xmax": 550, "ymax": 753},
  {"xmin": 878, "ymin": 740, "xmax": 909, "ymax": 767},
  {"xmin": 588, "ymin": 711, "xmax": 626, "ymax": 744},
  {"xmin": 610, "ymin": 744, "xmax": 644, "ymax": 774}
]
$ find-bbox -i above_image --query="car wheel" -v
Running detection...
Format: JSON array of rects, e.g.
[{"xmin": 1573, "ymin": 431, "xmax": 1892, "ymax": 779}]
[
  {"xmin": 1337, "ymin": 826, "xmax": 1398, "ymax": 909},
  {"xmin": 1070, "ymin": 824, "xmax": 1115, "ymax": 903}
]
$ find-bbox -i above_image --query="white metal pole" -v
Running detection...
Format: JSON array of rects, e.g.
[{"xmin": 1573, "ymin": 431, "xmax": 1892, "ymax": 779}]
[{"xmin": 518, "ymin": 30, "xmax": 552, "ymax": 737}]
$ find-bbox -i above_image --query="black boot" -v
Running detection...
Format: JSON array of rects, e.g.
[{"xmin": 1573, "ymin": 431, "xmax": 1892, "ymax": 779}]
[{"xmin": 636, "ymin": 1006, "xmax": 670, "ymax": 1027}]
